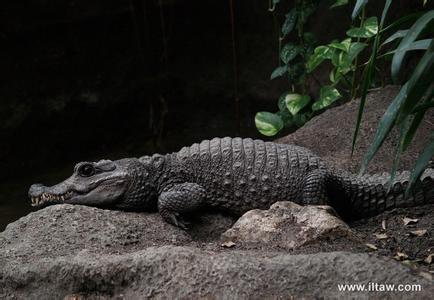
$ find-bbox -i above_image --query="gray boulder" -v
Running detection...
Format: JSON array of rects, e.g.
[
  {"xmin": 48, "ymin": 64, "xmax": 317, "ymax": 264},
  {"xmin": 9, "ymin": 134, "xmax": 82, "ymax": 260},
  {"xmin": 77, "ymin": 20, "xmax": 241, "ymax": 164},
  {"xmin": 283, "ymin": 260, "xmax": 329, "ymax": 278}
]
[
  {"xmin": 1, "ymin": 204, "xmax": 433, "ymax": 299},
  {"xmin": 2, "ymin": 245, "xmax": 433, "ymax": 299}
]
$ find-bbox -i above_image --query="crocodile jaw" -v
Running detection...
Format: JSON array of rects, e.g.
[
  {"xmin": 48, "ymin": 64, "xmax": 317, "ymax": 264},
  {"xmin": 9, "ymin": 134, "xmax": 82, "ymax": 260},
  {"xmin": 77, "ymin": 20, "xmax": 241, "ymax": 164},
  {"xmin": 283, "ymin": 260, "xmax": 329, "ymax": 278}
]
[{"xmin": 30, "ymin": 190, "xmax": 75, "ymax": 206}]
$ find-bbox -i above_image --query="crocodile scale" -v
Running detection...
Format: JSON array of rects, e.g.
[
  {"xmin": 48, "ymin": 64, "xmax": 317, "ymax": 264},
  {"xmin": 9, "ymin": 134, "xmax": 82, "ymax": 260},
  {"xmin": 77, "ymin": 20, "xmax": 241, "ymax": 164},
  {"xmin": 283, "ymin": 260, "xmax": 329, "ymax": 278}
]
[
  {"xmin": 146, "ymin": 137, "xmax": 434, "ymax": 226},
  {"xmin": 29, "ymin": 137, "xmax": 434, "ymax": 228}
]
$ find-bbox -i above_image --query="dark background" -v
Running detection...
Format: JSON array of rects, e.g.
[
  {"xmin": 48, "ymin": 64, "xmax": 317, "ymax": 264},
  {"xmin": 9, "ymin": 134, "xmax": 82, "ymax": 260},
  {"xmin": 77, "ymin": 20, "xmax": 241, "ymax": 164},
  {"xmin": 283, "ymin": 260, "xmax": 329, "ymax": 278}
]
[{"xmin": 0, "ymin": 0, "xmax": 427, "ymax": 230}]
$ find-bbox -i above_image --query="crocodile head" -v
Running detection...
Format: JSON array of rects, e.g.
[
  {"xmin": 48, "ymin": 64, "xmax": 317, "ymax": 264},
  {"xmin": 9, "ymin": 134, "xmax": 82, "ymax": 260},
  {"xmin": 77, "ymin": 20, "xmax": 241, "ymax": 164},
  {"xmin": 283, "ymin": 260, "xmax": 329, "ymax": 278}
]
[{"xmin": 28, "ymin": 157, "xmax": 160, "ymax": 211}]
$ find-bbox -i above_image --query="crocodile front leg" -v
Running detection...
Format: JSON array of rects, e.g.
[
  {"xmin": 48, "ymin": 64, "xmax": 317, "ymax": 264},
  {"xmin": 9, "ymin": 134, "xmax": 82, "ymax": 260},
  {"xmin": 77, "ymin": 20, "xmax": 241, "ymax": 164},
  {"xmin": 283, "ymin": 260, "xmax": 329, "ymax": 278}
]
[{"xmin": 158, "ymin": 182, "xmax": 206, "ymax": 229}]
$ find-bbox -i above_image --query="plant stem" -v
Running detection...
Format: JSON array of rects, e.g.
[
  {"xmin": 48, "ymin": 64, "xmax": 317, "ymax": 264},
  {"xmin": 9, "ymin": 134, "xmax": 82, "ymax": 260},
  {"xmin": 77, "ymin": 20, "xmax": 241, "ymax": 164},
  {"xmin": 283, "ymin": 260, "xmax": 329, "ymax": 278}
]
[
  {"xmin": 271, "ymin": 9, "xmax": 282, "ymax": 66},
  {"xmin": 341, "ymin": 74, "xmax": 353, "ymax": 87},
  {"xmin": 297, "ymin": 1, "xmax": 306, "ymax": 94},
  {"xmin": 350, "ymin": 7, "xmax": 366, "ymax": 100}
]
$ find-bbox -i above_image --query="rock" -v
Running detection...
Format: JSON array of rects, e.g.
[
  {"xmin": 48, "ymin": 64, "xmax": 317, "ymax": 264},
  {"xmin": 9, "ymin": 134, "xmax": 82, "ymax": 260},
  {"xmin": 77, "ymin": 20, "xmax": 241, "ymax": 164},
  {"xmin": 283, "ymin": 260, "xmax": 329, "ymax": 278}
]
[
  {"xmin": 2, "ymin": 245, "xmax": 433, "ymax": 299},
  {"xmin": 2, "ymin": 204, "xmax": 433, "ymax": 299},
  {"xmin": 0, "ymin": 204, "xmax": 192, "ymax": 260},
  {"xmin": 222, "ymin": 201, "xmax": 359, "ymax": 250},
  {"xmin": 0, "ymin": 204, "xmax": 236, "ymax": 260}
]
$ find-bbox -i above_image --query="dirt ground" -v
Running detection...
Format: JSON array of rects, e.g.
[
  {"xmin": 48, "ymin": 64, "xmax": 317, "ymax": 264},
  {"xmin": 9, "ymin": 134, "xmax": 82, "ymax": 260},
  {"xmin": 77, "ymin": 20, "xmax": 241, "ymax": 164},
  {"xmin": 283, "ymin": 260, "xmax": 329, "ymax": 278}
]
[
  {"xmin": 350, "ymin": 204, "xmax": 433, "ymax": 275},
  {"xmin": 276, "ymin": 85, "xmax": 434, "ymax": 277},
  {"xmin": 186, "ymin": 204, "xmax": 434, "ymax": 276}
]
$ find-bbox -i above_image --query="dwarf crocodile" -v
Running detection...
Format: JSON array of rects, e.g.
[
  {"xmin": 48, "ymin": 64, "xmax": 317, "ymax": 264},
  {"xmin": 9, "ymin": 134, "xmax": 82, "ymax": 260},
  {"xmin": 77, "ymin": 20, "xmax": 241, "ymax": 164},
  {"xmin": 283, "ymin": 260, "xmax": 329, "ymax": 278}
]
[{"xmin": 29, "ymin": 137, "xmax": 434, "ymax": 229}]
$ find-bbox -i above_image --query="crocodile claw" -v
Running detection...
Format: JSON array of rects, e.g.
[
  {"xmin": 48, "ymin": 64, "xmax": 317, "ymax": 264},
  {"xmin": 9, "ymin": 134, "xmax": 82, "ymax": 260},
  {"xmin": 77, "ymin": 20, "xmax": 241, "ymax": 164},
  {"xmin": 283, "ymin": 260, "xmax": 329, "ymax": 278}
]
[{"xmin": 162, "ymin": 211, "xmax": 190, "ymax": 230}]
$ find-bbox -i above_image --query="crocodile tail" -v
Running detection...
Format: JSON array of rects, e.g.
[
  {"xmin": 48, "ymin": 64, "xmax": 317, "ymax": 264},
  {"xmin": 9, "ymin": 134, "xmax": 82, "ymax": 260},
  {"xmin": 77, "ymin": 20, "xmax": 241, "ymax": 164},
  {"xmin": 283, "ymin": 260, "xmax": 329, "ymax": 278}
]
[{"xmin": 329, "ymin": 168, "xmax": 434, "ymax": 221}]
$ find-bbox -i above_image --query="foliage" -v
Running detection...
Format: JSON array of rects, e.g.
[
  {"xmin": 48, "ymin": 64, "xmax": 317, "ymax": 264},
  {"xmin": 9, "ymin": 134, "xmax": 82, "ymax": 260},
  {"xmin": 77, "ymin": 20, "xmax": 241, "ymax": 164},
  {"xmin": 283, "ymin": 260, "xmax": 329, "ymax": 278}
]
[
  {"xmin": 257, "ymin": 0, "xmax": 371, "ymax": 135},
  {"xmin": 357, "ymin": 8, "xmax": 434, "ymax": 194},
  {"xmin": 271, "ymin": 0, "xmax": 319, "ymax": 88},
  {"xmin": 257, "ymin": 0, "xmax": 434, "ymax": 193},
  {"xmin": 255, "ymin": 111, "xmax": 284, "ymax": 136},
  {"xmin": 256, "ymin": 0, "xmax": 321, "ymax": 135},
  {"xmin": 341, "ymin": 0, "xmax": 434, "ymax": 194}
]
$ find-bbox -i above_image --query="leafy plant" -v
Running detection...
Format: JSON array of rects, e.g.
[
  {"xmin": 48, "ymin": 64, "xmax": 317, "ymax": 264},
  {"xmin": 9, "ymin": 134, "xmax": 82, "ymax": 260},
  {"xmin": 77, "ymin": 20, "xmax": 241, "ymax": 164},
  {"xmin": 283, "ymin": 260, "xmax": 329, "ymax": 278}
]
[
  {"xmin": 258, "ymin": 0, "xmax": 434, "ymax": 194},
  {"xmin": 257, "ymin": 0, "xmax": 326, "ymax": 135},
  {"xmin": 257, "ymin": 0, "xmax": 371, "ymax": 136},
  {"xmin": 356, "ymin": 7, "xmax": 434, "ymax": 194}
]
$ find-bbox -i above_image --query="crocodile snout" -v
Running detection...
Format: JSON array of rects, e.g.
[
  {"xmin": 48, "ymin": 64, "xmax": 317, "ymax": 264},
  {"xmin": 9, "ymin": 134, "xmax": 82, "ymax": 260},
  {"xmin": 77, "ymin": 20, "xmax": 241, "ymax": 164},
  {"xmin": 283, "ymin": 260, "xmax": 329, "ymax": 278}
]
[
  {"xmin": 28, "ymin": 183, "xmax": 73, "ymax": 207},
  {"xmin": 28, "ymin": 183, "xmax": 45, "ymax": 197}
]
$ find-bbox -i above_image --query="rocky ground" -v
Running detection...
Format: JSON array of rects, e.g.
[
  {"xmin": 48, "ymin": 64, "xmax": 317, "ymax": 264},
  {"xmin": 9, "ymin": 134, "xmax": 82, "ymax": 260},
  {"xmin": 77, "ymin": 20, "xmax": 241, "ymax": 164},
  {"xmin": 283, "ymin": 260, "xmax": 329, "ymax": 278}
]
[
  {"xmin": 1, "ymin": 204, "xmax": 433, "ymax": 299},
  {"xmin": 1, "ymin": 86, "xmax": 433, "ymax": 299}
]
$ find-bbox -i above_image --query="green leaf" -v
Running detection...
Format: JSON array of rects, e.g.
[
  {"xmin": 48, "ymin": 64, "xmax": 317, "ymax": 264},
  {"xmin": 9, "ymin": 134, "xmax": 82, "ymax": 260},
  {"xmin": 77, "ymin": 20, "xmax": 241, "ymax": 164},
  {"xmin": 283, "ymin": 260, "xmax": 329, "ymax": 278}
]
[
  {"xmin": 278, "ymin": 93, "xmax": 288, "ymax": 112},
  {"xmin": 352, "ymin": 0, "xmax": 392, "ymax": 158},
  {"xmin": 303, "ymin": 32, "xmax": 317, "ymax": 56},
  {"xmin": 361, "ymin": 83, "xmax": 408, "ymax": 173},
  {"xmin": 391, "ymin": 10, "xmax": 434, "ymax": 82},
  {"xmin": 331, "ymin": 50, "xmax": 343, "ymax": 67},
  {"xmin": 402, "ymin": 111, "xmax": 426, "ymax": 152},
  {"xmin": 312, "ymin": 86, "xmax": 342, "ymax": 111},
  {"xmin": 382, "ymin": 39, "xmax": 432, "ymax": 57},
  {"xmin": 382, "ymin": 29, "xmax": 409, "ymax": 46},
  {"xmin": 255, "ymin": 112, "xmax": 284, "ymax": 136},
  {"xmin": 276, "ymin": 109, "xmax": 294, "ymax": 127},
  {"xmin": 298, "ymin": 1, "xmax": 318, "ymax": 25},
  {"xmin": 403, "ymin": 88, "xmax": 434, "ymax": 151},
  {"xmin": 347, "ymin": 17, "xmax": 378, "ymax": 38},
  {"xmin": 402, "ymin": 39, "xmax": 432, "ymax": 51},
  {"xmin": 280, "ymin": 43, "xmax": 300, "ymax": 64},
  {"xmin": 288, "ymin": 62, "xmax": 305, "ymax": 83},
  {"xmin": 303, "ymin": 32, "xmax": 316, "ymax": 45},
  {"xmin": 352, "ymin": 0, "xmax": 368, "ymax": 20},
  {"xmin": 282, "ymin": 9, "xmax": 297, "ymax": 37},
  {"xmin": 329, "ymin": 38, "xmax": 352, "ymax": 52},
  {"xmin": 381, "ymin": 12, "xmax": 426, "ymax": 34},
  {"xmin": 329, "ymin": 68, "xmax": 342, "ymax": 83},
  {"xmin": 406, "ymin": 134, "xmax": 434, "ymax": 197},
  {"xmin": 293, "ymin": 113, "xmax": 309, "ymax": 127},
  {"xmin": 348, "ymin": 42, "xmax": 368, "ymax": 60},
  {"xmin": 338, "ymin": 42, "xmax": 368, "ymax": 73},
  {"xmin": 331, "ymin": 0, "xmax": 349, "ymax": 8},
  {"xmin": 284, "ymin": 94, "xmax": 311, "ymax": 116},
  {"xmin": 306, "ymin": 46, "xmax": 334, "ymax": 73},
  {"xmin": 270, "ymin": 65, "xmax": 288, "ymax": 80},
  {"xmin": 359, "ymin": 83, "xmax": 409, "ymax": 174},
  {"xmin": 336, "ymin": 57, "xmax": 352, "ymax": 74},
  {"xmin": 388, "ymin": 117, "xmax": 412, "ymax": 191},
  {"xmin": 398, "ymin": 40, "xmax": 434, "ymax": 124}
]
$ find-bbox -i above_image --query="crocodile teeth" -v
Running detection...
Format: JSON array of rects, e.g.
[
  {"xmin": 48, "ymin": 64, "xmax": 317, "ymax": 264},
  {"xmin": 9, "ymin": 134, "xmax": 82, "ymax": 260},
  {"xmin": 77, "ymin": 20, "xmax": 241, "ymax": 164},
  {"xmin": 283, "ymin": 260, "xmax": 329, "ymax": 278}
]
[
  {"xmin": 31, "ymin": 196, "xmax": 40, "ymax": 206},
  {"xmin": 31, "ymin": 191, "xmax": 73, "ymax": 206}
]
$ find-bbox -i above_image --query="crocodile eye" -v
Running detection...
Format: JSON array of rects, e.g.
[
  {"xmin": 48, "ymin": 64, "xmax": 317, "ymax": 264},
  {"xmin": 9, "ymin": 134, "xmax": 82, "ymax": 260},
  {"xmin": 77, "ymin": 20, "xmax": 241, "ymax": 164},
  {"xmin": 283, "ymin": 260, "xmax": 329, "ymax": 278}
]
[{"xmin": 78, "ymin": 164, "xmax": 95, "ymax": 177}]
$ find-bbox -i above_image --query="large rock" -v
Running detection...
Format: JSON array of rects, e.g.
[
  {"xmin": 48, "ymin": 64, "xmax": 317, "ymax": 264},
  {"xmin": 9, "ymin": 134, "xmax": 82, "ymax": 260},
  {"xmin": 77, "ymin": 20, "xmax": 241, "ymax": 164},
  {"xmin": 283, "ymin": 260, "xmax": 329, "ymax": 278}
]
[
  {"xmin": 0, "ymin": 204, "xmax": 235, "ymax": 260},
  {"xmin": 1, "ymin": 204, "xmax": 433, "ymax": 299},
  {"xmin": 2, "ymin": 246, "xmax": 433, "ymax": 299},
  {"xmin": 222, "ymin": 201, "xmax": 359, "ymax": 250}
]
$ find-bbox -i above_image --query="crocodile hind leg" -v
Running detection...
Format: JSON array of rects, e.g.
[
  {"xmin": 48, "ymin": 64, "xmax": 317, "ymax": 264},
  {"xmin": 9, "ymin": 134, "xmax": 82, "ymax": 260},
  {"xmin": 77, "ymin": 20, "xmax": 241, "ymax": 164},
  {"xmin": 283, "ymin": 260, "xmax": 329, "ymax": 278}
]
[
  {"xmin": 158, "ymin": 182, "xmax": 206, "ymax": 229},
  {"xmin": 301, "ymin": 169, "xmax": 329, "ymax": 205}
]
